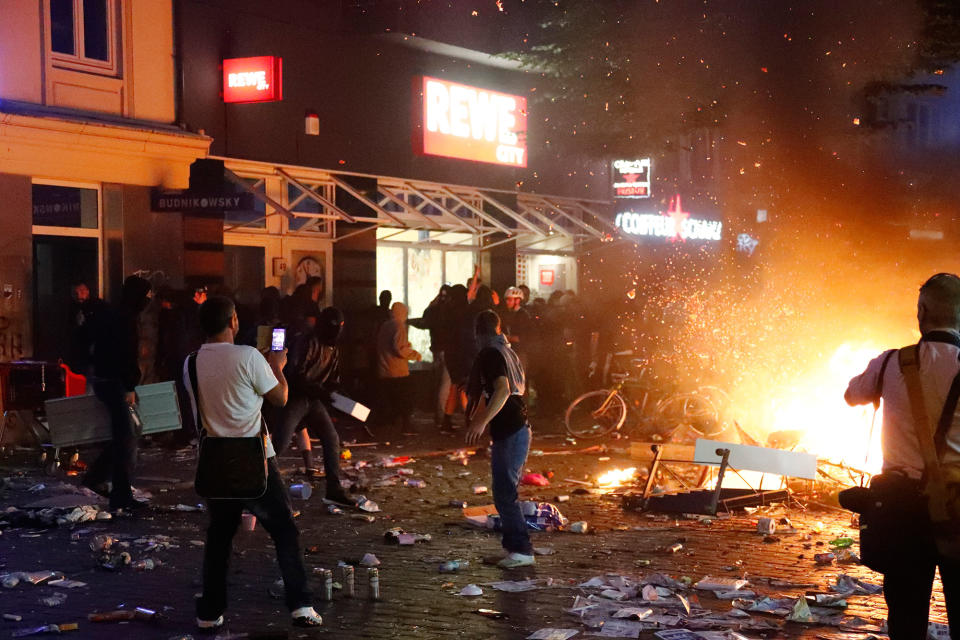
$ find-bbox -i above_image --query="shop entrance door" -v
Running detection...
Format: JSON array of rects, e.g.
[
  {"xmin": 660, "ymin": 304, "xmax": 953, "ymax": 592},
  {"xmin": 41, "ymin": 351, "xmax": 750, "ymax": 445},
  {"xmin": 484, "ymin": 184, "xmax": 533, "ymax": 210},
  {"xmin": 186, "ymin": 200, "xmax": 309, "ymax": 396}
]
[
  {"xmin": 224, "ymin": 245, "xmax": 265, "ymax": 298},
  {"xmin": 33, "ymin": 235, "xmax": 99, "ymax": 362}
]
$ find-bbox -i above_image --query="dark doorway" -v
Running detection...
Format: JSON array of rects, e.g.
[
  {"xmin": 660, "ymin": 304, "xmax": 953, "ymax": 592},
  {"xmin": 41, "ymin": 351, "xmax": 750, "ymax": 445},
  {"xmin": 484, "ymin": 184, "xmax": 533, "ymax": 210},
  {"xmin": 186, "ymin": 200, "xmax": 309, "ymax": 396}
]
[
  {"xmin": 223, "ymin": 245, "xmax": 265, "ymax": 299},
  {"xmin": 33, "ymin": 235, "xmax": 99, "ymax": 362}
]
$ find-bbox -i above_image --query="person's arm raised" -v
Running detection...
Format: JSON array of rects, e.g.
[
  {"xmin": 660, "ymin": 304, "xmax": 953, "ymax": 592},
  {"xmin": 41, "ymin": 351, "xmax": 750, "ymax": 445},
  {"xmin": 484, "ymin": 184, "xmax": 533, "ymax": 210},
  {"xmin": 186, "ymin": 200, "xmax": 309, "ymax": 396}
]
[{"xmin": 263, "ymin": 349, "xmax": 289, "ymax": 407}]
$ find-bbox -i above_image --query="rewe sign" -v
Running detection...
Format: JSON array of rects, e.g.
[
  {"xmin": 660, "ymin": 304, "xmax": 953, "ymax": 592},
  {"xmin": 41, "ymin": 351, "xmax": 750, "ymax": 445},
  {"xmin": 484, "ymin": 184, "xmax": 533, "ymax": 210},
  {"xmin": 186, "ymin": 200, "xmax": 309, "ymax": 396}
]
[
  {"xmin": 222, "ymin": 56, "xmax": 283, "ymax": 104},
  {"xmin": 414, "ymin": 76, "xmax": 527, "ymax": 167}
]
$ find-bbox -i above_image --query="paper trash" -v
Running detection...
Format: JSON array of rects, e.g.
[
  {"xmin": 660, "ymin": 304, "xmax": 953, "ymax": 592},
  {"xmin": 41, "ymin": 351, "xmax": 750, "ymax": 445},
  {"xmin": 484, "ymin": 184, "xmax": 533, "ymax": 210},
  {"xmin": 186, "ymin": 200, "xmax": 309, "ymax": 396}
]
[{"xmin": 527, "ymin": 630, "xmax": 579, "ymax": 640}]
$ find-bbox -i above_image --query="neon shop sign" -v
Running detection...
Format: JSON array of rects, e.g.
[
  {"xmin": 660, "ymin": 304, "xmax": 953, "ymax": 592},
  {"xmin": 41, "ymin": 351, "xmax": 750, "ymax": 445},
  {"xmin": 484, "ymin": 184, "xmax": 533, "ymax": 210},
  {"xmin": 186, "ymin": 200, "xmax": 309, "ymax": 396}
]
[
  {"xmin": 415, "ymin": 76, "xmax": 527, "ymax": 167},
  {"xmin": 612, "ymin": 158, "xmax": 651, "ymax": 198},
  {"xmin": 615, "ymin": 195, "xmax": 722, "ymax": 242}
]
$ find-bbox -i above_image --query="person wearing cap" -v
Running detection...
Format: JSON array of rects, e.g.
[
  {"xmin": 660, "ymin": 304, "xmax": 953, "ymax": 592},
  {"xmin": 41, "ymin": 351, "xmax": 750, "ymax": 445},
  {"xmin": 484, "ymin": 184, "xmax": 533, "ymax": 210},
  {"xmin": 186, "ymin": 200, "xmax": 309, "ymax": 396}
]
[{"xmin": 501, "ymin": 287, "xmax": 531, "ymax": 354}]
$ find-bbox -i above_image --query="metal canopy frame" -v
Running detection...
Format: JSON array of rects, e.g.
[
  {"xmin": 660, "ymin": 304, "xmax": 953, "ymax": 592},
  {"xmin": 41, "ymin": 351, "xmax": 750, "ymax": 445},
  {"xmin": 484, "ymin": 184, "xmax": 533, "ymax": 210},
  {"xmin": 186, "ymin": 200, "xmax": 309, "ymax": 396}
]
[{"xmin": 216, "ymin": 156, "xmax": 612, "ymax": 252}]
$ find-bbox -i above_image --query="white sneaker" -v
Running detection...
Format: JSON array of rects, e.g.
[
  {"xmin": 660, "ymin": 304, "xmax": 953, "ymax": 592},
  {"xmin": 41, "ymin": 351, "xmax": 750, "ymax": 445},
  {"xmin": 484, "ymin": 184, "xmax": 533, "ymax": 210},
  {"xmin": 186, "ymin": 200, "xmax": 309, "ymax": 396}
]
[
  {"xmin": 292, "ymin": 606, "xmax": 322, "ymax": 627},
  {"xmin": 497, "ymin": 552, "xmax": 535, "ymax": 568},
  {"xmin": 195, "ymin": 615, "xmax": 224, "ymax": 630}
]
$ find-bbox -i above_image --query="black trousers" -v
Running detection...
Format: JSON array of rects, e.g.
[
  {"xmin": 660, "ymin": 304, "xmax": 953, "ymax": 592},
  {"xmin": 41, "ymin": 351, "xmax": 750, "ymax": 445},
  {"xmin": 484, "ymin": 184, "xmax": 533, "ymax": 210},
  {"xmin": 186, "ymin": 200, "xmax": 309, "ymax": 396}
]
[
  {"xmin": 197, "ymin": 458, "xmax": 312, "ymax": 619},
  {"xmin": 884, "ymin": 548, "xmax": 960, "ymax": 638},
  {"xmin": 84, "ymin": 379, "xmax": 137, "ymax": 507},
  {"xmin": 274, "ymin": 395, "xmax": 342, "ymax": 491},
  {"xmin": 378, "ymin": 376, "xmax": 412, "ymax": 429}
]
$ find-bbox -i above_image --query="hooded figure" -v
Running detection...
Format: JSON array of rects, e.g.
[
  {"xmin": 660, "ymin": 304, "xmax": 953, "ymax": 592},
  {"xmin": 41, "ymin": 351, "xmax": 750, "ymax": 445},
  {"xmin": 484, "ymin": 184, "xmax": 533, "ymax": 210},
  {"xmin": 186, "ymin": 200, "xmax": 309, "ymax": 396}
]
[
  {"xmin": 376, "ymin": 302, "xmax": 420, "ymax": 378},
  {"xmin": 84, "ymin": 275, "xmax": 152, "ymax": 511}
]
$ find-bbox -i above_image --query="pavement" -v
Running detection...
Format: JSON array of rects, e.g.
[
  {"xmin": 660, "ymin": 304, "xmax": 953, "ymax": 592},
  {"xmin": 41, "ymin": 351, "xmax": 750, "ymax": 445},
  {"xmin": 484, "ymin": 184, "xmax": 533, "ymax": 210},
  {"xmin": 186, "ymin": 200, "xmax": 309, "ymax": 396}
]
[{"xmin": 0, "ymin": 411, "xmax": 947, "ymax": 639}]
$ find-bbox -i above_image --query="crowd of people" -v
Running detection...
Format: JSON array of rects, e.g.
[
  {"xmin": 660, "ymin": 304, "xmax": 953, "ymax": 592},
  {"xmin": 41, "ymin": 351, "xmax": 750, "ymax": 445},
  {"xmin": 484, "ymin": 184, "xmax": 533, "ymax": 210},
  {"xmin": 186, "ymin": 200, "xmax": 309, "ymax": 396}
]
[{"xmin": 59, "ymin": 267, "xmax": 570, "ymax": 630}]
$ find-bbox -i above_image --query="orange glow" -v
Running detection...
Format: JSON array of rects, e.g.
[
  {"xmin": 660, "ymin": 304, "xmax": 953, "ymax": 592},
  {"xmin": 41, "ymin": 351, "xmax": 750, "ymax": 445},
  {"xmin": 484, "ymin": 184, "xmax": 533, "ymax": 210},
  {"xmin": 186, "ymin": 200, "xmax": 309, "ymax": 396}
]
[
  {"xmin": 768, "ymin": 343, "xmax": 884, "ymax": 474},
  {"xmin": 597, "ymin": 467, "xmax": 637, "ymax": 489}
]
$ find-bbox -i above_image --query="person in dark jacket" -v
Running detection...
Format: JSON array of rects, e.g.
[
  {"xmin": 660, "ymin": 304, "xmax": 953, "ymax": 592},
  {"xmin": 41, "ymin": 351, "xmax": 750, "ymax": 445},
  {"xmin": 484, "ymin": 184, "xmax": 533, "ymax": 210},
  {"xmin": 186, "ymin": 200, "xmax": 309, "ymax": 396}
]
[
  {"xmin": 273, "ymin": 307, "xmax": 353, "ymax": 506},
  {"xmin": 440, "ymin": 285, "xmax": 473, "ymax": 430},
  {"xmin": 82, "ymin": 275, "xmax": 152, "ymax": 510},
  {"xmin": 409, "ymin": 285, "xmax": 452, "ymax": 426}
]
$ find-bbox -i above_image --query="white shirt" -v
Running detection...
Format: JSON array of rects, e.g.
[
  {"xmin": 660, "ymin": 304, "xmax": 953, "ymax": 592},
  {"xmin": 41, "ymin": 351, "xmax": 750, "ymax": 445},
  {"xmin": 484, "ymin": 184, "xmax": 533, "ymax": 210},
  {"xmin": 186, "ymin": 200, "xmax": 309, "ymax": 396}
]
[
  {"xmin": 183, "ymin": 342, "xmax": 278, "ymax": 458},
  {"xmin": 846, "ymin": 332, "xmax": 960, "ymax": 478}
]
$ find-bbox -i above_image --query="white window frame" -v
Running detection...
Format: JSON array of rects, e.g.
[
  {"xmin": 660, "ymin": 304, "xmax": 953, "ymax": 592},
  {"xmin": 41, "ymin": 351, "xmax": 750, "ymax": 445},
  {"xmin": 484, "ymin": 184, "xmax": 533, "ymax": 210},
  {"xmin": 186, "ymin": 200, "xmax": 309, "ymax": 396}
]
[
  {"xmin": 47, "ymin": 0, "xmax": 121, "ymax": 76},
  {"xmin": 31, "ymin": 179, "xmax": 104, "ymax": 298}
]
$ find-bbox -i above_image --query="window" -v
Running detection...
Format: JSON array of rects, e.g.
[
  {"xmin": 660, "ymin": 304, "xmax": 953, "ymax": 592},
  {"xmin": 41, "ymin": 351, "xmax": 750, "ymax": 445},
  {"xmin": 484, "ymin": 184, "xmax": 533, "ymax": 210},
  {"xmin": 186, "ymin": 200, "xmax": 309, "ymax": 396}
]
[
  {"xmin": 32, "ymin": 184, "xmax": 99, "ymax": 230},
  {"xmin": 49, "ymin": 0, "xmax": 118, "ymax": 74}
]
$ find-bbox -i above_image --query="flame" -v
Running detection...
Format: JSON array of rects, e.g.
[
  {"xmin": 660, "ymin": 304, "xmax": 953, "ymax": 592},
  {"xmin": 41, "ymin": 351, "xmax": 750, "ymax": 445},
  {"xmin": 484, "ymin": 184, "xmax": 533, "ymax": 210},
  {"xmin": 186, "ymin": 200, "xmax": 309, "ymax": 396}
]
[
  {"xmin": 768, "ymin": 342, "xmax": 884, "ymax": 474},
  {"xmin": 597, "ymin": 467, "xmax": 637, "ymax": 488}
]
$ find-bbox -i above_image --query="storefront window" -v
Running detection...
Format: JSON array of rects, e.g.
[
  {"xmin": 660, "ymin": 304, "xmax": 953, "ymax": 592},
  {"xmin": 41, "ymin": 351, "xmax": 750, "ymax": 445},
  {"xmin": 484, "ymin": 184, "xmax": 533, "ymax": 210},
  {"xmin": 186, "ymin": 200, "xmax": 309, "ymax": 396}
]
[
  {"xmin": 32, "ymin": 184, "xmax": 98, "ymax": 229},
  {"xmin": 444, "ymin": 250, "xmax": 474, "ymax": 287},
  {"xmin": 224, "ymin": 179, "xmax": 267, "ymax": 229},
  {"xmin": 407, "ymin": 248, "xmax": 443, "ymax": 361},
  {"xmin": 287, "ymin": 183, "xmax": 327, "ymax": 232}
]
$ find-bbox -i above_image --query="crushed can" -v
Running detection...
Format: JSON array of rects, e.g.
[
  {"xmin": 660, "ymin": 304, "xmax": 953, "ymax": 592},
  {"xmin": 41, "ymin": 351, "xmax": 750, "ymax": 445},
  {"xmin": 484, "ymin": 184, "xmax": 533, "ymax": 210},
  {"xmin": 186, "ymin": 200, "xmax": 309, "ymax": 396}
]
[
  {"xmin": 757, "ymin": 517, "xmax": 776, "ymax": 535},
  {"xmin": 667, "ymin": 542, "xmax": 683, "ymax": 554},
  {"xmin": 814, "ymin": 552, "xmax": 836, "ymax": 565},
  {"xmin": 341, "ymin": 565, "xmax": 355, "ymax": 598},
  {"xmin": 321, "ymin": 569, "xmax": 334, "ymax": 601},
  {"xmin": 367, "ymin": 567, "xmax": 380, "ymax": 601},
  {"xmin": 449, "ymin": 500, "xmax": 468, "ymax": 509}
]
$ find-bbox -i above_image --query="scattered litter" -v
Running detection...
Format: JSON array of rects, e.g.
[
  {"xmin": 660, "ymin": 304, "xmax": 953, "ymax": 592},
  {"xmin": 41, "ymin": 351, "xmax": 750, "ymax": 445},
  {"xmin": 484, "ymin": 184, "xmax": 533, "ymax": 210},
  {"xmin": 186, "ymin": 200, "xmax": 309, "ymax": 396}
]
[
  {"xmin": 612, "ymin": 608, "xmax": 652, "ymax": 620},
  {"xmin": 693, "ymin": 577, "xmax": 748, "ymax": 591},
  {"xmin": 786, "ymin": 597, "xmax": 816, "ymax": 623},
  {"xmin": 831, "ymin": 574, "xmax": 882, "ymax": 595},
  {"xmin": 568, "ymin": 521, "xmax": 589, "ymax": 534},
  {"xmin": 473, "ymin": 485, "xmax": 488, "ymax": 495},
  {"xmin": 556, "ymin": 495, "xmax": 570, "ymax": 503},
  {"xmin": 38, "ymin": 592, "xmax": 68, "ymax": 607},
  {"xmin": 438, "ymin": 560, "xmax": 467, "ymax": 573},
  {"xmin": 359, "ymin": 553, "xmax": 380, "ymax": 567},
  {"xmin": 828, "ymin": 537, "xmax": 855, "ymax": 548},
  {"xmin": 3, "ymin": 614, "xmax": 23, "ymax": 621},
  {"xmin": 526, "ymin": 630, "xmax": 579, "ymax": 640},
  {"xmin": 356, "ymin": 496, "xmax": 380, "ymax": 513},
  {"xmin": 534, "ymin": 546, "xmax": 556, "ymax": 556},
  {"xmin": 756, "ymin": 517, "xmax": 776, "ymax": 534},
  {"xmin": 591, "ymin": 619, "xmax": 643, "ymax": 637},
  {"xmin": 521, "ymin": 473, "xmax": 550, "ymax": 486},
  {"xmin": 405, "ymin": 479, "xmax": 427, "ymax": 488},
  {"xmin": 474, "ymin": 608, "xmax": 508, "ymax": 619},
  {"xmin": 48, "ymin": 578, "xmax": 87, "ymax": 588},
  {"xmin": 491, "ymin": 579, "xmax": 541, "ymax": 592},
  {"xmin": 351, "ymin": 514, "xmax": 376, "ymax": 522},
  {"xmin": 460, "ymin": 584, "xmax": 483, "ymax": 597},
  {"xmin": 12, "ymin": 623, "xmax": 78, "ymax": 637}
]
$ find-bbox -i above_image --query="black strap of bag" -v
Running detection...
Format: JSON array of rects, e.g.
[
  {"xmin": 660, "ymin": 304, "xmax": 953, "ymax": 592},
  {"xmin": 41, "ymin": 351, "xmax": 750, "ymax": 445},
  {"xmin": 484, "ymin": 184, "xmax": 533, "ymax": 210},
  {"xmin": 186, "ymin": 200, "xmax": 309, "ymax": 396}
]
[{"xmin": 187, "ymin": 352, "xmax": 268, "ymax": 501}]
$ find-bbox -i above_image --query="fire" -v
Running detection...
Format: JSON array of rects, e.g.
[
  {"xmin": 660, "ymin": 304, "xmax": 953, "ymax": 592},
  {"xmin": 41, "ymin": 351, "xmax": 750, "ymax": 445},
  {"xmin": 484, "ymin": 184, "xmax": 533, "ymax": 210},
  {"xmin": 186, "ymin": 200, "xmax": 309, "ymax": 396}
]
[
  {"xmin": 767, "ymin": 343, "xmax": 884, "ymax": 474},
  {"xmin": 597, "ymin": 467, "xmax": 637, "ymax": 488}
]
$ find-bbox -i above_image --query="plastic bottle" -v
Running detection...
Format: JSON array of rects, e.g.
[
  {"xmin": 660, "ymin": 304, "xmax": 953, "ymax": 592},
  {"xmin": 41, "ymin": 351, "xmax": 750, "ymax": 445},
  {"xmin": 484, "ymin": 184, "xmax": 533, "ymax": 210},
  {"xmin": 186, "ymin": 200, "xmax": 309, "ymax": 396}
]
[{"xmin": 438, "ymin": 560, "xmax": 468, "ymax": 573}]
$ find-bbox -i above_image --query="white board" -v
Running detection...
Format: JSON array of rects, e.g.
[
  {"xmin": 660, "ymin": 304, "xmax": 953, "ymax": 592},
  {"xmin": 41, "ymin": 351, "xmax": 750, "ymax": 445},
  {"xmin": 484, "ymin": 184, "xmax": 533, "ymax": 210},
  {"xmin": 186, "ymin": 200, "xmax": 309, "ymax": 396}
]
[{"xmin": 694, "ymin": 439, "xmax": 817, "ymax": 480}]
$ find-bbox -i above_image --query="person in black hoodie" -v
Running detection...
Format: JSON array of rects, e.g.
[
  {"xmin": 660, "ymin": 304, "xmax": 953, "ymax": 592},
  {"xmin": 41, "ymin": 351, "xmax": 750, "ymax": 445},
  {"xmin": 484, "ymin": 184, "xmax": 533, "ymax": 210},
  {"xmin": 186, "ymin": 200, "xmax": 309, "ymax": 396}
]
[
  {"xmin": 82, "ymin": 275, "xmax": 152, "ymax": 510},
  {"xmin": 274, "ymin": 307, "xmax": 353, "ymax": 507}
]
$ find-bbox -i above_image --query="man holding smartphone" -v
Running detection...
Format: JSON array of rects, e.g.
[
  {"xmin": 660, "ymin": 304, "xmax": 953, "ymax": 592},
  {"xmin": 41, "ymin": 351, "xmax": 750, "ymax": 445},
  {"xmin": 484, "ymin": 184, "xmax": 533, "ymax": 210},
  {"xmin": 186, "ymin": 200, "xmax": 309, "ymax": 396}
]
[
  {"xmin": 465, "ymin": 309, "xmax": 534, "ymax": 569},
  {"xmin": 186, "ymin": 296, "xmax": 321, "ymax": 630}
]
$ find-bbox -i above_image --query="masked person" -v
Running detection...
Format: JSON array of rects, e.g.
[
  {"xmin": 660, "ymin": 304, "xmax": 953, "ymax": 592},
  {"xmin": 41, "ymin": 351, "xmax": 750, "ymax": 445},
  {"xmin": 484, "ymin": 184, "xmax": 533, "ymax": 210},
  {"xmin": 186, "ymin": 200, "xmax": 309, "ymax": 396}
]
[
  {"xmin": 465, "ymin": 309, "xmax": 534, "ymax": 568},
  {"xmin": 275, "ymin": 307, "xmax": 354, "ymax": 507},
  {"xmin": 185, "ymin": 296, "xmax": 321, "ymax": 630},
  {"xmin": 82, "ymin": 275, "xmax": 152, "ymax": 511},
  {"xmin": 845, "ymin": 273, "xmax": 960, "ymax": 639}
]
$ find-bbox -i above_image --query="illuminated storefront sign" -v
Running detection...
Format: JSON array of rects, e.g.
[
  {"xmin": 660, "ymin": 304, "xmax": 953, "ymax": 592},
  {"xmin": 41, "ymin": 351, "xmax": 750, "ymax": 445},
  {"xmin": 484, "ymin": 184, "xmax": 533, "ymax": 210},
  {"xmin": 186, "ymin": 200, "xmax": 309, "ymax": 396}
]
[
  {"xmin": 612, "ymin": 158, "xmax": 651, "ymax": 198},
  {"xmin": 414, "ymin": 76, "xmax": 527, "ymax": 167},
  {"xmin": 614, "ymin": 195, "xmax": 722, "ymax": 242},
  {"xmin": 222, "ymin": 56, "xmax": 283, "ymax": 103}
]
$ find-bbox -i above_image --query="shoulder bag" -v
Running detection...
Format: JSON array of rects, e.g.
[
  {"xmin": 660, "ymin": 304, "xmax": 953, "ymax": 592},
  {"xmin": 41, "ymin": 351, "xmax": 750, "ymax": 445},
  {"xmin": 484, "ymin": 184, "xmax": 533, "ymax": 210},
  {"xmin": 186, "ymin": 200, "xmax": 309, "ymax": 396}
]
[{"xmin": 187, "ymin": 352, "xmax": 268, "ymax": 500}]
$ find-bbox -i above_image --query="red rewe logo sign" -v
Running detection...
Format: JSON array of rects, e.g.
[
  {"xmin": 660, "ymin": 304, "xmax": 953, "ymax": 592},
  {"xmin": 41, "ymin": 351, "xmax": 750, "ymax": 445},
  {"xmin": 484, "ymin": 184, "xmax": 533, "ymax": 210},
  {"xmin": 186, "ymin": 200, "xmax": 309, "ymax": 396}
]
[
  {"xmin": 223, "ymin": 56, "xmax": 283, "ymax": 104},
  {"xmin": 414, "ymin": 76, "xmax": 527, "ymax": 167}
]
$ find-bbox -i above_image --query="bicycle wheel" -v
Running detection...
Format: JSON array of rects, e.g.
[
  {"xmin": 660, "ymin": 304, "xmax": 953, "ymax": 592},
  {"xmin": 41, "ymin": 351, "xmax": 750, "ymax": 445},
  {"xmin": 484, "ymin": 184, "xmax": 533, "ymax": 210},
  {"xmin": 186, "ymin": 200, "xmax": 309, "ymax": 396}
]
[
  {"xmin": 654, "ymin": 391, "xmax": 723, "ymax": 438},
  {"xmin": 565, "ymin": 390, "xmax": 628, "ymax": 438}
]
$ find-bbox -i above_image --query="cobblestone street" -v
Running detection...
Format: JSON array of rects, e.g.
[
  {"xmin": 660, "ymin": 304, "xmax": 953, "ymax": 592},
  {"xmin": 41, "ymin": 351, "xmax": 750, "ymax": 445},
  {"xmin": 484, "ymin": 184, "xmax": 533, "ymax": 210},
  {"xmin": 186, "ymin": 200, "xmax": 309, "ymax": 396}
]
[{"xmin": 0, "ymin": 415, "xmax": 945, "ymax": 639}]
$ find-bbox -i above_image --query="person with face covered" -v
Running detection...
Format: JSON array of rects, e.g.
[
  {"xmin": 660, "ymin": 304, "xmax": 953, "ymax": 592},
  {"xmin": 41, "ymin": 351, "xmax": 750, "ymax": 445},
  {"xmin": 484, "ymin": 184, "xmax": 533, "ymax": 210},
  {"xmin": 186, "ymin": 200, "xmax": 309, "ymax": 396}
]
[
  {"xmin": 376, "ymin": 302, "xmax": 422, "ymax": 432},
  {"xmin": 82, "ymin": 275, "xmax": 153, "ymax": 511},
  {"xmin": 275, "ymin": 307, "xmax": 353, "ymax": 506}
]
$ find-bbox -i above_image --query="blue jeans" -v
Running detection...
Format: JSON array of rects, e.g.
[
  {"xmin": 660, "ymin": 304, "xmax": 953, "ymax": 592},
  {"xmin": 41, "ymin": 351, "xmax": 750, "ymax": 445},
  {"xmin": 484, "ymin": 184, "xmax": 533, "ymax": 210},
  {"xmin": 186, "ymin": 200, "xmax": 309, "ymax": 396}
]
[
  {"xmin": 490, "ymin": 425, "xmax": 532, "ymax": 554},
  {"xmin": 273, "ymin": 394, "xmax": 342, "ymax": 491}
]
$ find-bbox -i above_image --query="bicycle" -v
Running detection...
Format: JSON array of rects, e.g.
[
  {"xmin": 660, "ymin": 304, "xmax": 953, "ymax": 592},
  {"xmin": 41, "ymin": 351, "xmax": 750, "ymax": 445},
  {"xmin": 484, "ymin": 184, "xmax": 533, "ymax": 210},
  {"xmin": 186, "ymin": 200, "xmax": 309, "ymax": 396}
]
[{"xmin": 564, "ymin": 351, "xmax": 728, "ymax": 440}]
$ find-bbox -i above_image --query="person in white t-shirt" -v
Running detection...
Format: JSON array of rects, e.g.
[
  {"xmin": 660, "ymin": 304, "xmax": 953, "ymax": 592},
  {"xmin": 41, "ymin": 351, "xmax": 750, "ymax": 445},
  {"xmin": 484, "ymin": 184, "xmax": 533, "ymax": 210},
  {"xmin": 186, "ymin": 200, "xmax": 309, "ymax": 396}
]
[{"xmin": 185, "ymin": 296, "xmax": 321, "ymax": 631}]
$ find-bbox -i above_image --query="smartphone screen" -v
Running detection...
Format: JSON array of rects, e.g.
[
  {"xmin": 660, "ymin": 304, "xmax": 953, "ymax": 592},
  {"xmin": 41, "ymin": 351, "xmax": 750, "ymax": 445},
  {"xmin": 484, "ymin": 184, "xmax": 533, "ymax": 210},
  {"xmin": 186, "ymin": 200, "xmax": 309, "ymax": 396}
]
[{"xmin": 271, "ymin": 327, "xmax": 286, "ymax": 351}]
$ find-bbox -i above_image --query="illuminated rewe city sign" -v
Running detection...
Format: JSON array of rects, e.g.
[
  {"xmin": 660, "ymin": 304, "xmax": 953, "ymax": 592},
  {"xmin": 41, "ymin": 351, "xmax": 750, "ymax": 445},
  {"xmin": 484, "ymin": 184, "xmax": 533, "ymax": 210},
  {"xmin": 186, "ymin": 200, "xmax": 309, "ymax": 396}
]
[
  {"xmin": 222, "ymin": 56, "xmax": 283, "ymax": 104},
  {"xmin": 612, "ymin": 158, "xmax": 651, "ymax": 198},
  {"xmin": 615, "ymin": 195, "xmax": 722, "ymax": 242},
  {"xmin": 415, "ymin": 76, "xmax": 527, "ymax": 167}
]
